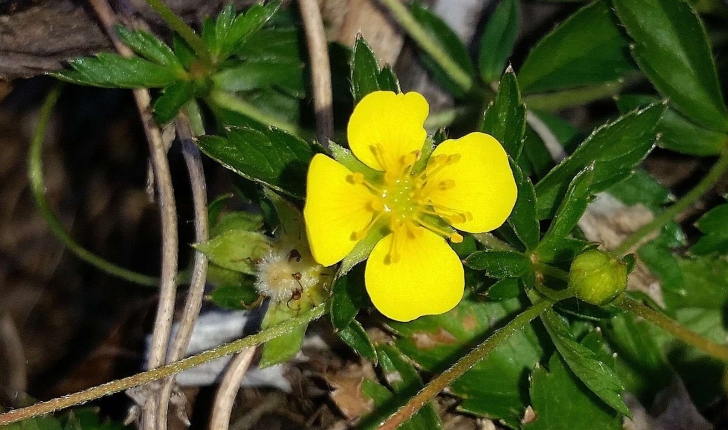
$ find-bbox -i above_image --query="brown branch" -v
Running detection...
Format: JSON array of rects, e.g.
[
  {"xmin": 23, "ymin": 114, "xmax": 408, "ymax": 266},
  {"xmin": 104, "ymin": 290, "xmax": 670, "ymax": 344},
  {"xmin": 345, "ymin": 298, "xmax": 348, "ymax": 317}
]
[
  {"xmin": 209, "ymin": 348, "xmax": 257, "ymax": 430},
  {"xmin": 85, "ymin": 1, "xmax": 179, "ymax": 429},
  {"xmin": 297, "ymin": 0, "xmax": 333, "ymax": 146}
]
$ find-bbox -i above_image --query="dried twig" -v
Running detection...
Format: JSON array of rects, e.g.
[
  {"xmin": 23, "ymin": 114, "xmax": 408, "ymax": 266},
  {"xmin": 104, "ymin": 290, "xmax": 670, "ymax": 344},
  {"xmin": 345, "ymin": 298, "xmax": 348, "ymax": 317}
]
[
  {"xmin": 86, "ymin": 1, "xmax": 179, "ymax": 429},
  {"xmin": 297, "ymin": 0, "xmax": 333, "ymax": 146},
  {"xmin": 155, "ymin": 115, "xmax": 210, "ymax": 429},
  {"xmin": 0, "ymin": 314, "xmax": 27, "ymax": 396},
  {"xmin": 209, "ymin": 348, "xmax": 257, "ymax": 430}
]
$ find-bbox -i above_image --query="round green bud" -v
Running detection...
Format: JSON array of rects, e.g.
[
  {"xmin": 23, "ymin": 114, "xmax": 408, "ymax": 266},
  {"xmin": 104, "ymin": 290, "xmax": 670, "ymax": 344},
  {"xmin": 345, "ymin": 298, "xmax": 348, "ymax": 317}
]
[{"xmin": 569, "ymin": 249, "xmax": 627, "ymax": 305}]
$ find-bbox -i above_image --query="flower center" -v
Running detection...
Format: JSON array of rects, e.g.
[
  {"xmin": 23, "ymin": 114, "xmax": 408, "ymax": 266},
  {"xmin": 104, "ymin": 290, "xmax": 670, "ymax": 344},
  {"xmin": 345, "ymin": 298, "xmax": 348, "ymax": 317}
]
[{"xmin": 348, "ymin": 147, "xmax": 472, "ymax": 263}]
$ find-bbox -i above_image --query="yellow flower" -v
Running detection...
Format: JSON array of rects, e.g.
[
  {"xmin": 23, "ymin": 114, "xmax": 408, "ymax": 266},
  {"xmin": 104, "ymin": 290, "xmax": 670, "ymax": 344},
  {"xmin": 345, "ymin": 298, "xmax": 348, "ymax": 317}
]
[{"xmin": 303, "ymin": 91, "xmax": 517, "ymax": 322}]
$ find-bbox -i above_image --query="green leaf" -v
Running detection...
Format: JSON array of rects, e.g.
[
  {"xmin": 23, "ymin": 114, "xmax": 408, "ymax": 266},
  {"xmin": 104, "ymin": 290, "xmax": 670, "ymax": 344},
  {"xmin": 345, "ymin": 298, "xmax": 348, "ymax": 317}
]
[
  {"xmin": 664, "ymin": 256, "xmax": 728, "ymax": 309},
  {"xmin": 606, "ymin": 168, "xmax": 671, "ymax": 211},
  {"xmin": 692, "ymin": 203, "xmax": 728, "ymax": 255},
  {"xmin": 338, "ymin": 320, "xmax": 377, "ymax": 362},
  {"xmin": 535, "ymin": 103, "xmax": 664, "ymax": 219},
  {"xmin": 485, "ymin": 277, "xmax": 523, "ymax": 301},
  {"xmin": 330, "ymin": 266, "xmax": 366, "ymax": 331},
  {"xmin": 390, "ymin": 296, "xmax": 543, "ymax": 427},
  {"xmin": 613, "ymin": 0, "xmax": 728, "ymax": 131},
  {"xmin": 518, "ymin": 1, "xmax": 636, "ymax": 94},
  {"xmin": 2, "ymin": 416, "xmax": 64, "ymax": 430},
  {"xmin": 259, "ymin": 301, "xmax": 308, "ymax": 368},
  {"xmin": 508, "ymin": 161, "xmax": 540, "ymax": 250},
  {"xmin": 197, "ymin": 126, "xmax": 314, "ymax": 199},
  {"xmin": 222, "ymin": 1, "xmax": 280, "ymax": 59},
  {"xmin": 409, "ymin": 2, "xmax": 476, "ymax": 98},
  {"xmin": 153, "ymin": 81, "xmax": 197, "ymax": 124},
  {"xmin": 478, "ymin": 0, "xmax": 519, "ymax": 83},
  {"xmin": 464, "ymin": 250, "xmax": 530, "ymax": 278},
  {"xmin": 52, "ymin": 54, "xmax": 181, "ymax": 88},
  {"xmin": 209, "ymin": 212, "xmax": 264, "ymax": 239},
  {"xmin": 115, "ymin": 25, "xmax": 183, "ymax": 70},
  {"xmin": 193, "ymin": 230, "xmax": 271, "ymax": 274},
  {"xmin": 537, "ymin": 165, "xmax": 594, "ymax": 262},
  {"xmin": 210, "ymin": 282, "xmax": 261, "ymax": 310},
  {"xmin": 525, "ymin": 352, "xmax": 622, "ymax": 429},
  {"xmin": 603, "ymin": 312, "xmax": 672, "ymax": 403},
  {"xmin": 351, "ymin": 35, "xmax": 400, "ymax": 102},
  {"xmin": 541, "ymin": 310, "xmax": 630, "ymax": 416},
  {"xmin": 173, "ymin": 34, "xmax": 197, "ymax": 70},
  {"xmin": 212, "ymin": 59, "xmax": 305, "ymax": 98},
  {"xmin": 481, "ymin": 68, "xmax": 526, "ymax": 160},
  {"xmin": 521, "ymin": 125, "xmax": 556, "ymax": 180},
  {"xmin": 616, "ymin": 94, "xmax": 726, "ymax": 156}
]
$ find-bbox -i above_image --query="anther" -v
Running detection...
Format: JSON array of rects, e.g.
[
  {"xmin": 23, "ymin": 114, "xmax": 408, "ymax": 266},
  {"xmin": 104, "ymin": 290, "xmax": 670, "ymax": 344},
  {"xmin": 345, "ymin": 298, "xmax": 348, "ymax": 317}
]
[
  {"xmin": 448, "ymin": 154, "xmax": 462, "ymax": 164},
  {"xmin": 350, "ymin": 172, "xmax": 365, "ymax": 184},
  {"xmin": 450, "ymin": 233, "xmax": 464, "ymax": 243},
  {"xmin": 438, "ymin": 180, "xmax": 456, "ymax": 190},
  {"xmin": 370, "ymin": 199, "xmax": 384, "ymax": 212}
]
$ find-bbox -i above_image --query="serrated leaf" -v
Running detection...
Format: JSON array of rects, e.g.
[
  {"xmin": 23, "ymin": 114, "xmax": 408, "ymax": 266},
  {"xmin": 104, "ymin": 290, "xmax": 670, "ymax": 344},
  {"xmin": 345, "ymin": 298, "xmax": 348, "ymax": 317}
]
[
  {"xmin": 208, "ymin": 193, "xmax": 234, "ymax": 227},
  {"xmin": 194, "ymin": 230, "xmax": 271, "ymax": 274},
  {"xmin": 607, "ymin": 168, "xmax": 671, "ymax": 211},
  {"xmin": 115, "ymin": 25, "xmax": 183, "ymax": 70},
  {"xmin": 409, "ymin": 2, "xmax": 476, "ymax": 98},
  {"xmin": 259, "ymin": 301, "xmax": 308, "ymax": 368},
  {"xmin": 197, "ymin": 126, "xmax": 314, "ymax": 198},
  {"xmin": 222, "ymin": 1, "xmax": 280, "ymax": 59},
  {"xmin": 508, "ymin": 161, "xmax": 540, "ymax": 250},
  {"xmin": 210, "ymin": 282, "xmax": 261, "ymax": 310},
  {"xmin": 535, "ymin": 103, "xmax": 664, "ymax": 219},
  {"xmin": 485, "ymin": 277, "xmax": 522, "ymax": 301},
  {"xmin": 541, "ymin": 309, "xmax": 630, "ymax": 416},
  {"xmin": 525, "ymin": 352, "xmax": 622, "ymax": 429},
  {"xmin": 481, "ymin": 69, "xmax": 526, "ymax": 160},
  {"xmin": 537, "ymin": 165, "xmax": 594, "ymax": 262},
  {"xmin": 173, "ymin": 34, "xmax": 197, "ymax": 70},
  {"xmin": 262, "ymin": 187, "xmax": 306, "ymax": 245},
  {"xmin": 518, "ymin": 1, "xmax": 636, "ymax": 94},
  {"xmin": 53, "ymin": 54, "xmax": 181, "ymax": 88},
  {"xmin": 389, "ymin": 295, "xmax": 543, "ymax": 427},
  {"xmin": 478, "ymin": 0, "xmax": 519, "ymax": 83},
  {"xmin": 464, "ymin": 250, "xmax": 530, "ymax": 278},
  {"xmin": 613, "ymin": 0, "xmax": 728, "ymax": 131},
  {"xmin": 209, "ymin": 211, "xmax": 264, "ymax": 239},
  {"xmin": 153, "ymin": 81, "xmax": 197, "ymax": 124},
  {"xmin": 521, "ymin": 125, "xmax": 556, "ymax": 179},
  {"xmin": 212, "ymin": 59, "xmax": 305, "ymax": 98},
  {"xmin": 603, "ymin": 312, "xmax": 672, "ymax": 403},
  {"xmin": 330, "ymin": 265, "xmax": 366, "ymax": 331},
  {"xmin": 338, "ymin": 320, "xmax": 377, "ymax": 362},
  {"xmin": 616, "ymin": 94, "xmax": 726, "ymax": 156},
  {"xmin": 351, "ymin": 36, "xmax": 400, "ymax": 102},
  {"xmin": 692, "ymin": 203, "xmax": 728, "ymax": 255}
]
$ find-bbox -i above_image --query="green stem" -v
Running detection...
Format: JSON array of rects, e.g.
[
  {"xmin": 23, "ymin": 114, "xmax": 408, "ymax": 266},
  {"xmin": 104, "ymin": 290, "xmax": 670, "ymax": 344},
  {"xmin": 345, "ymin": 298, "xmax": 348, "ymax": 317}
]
[
  {"xmin": 472, "ymin": 232, "xmax": 514, "ymax": 251},
  {"xmin": 423, "ymin": 106, "xmax": 473, "ymax": 130},
  {"xmin": 617, "ymin": 297, "xmax": 728, "ymax": 363},
  {"xmin": 0, "ymin": 303, "xmax": 327, "ymax": 426},
  {"xmin": 29, "ymin": 86, "xmax": 159, "ymax": 287},
  {"xmin": 145, "ymin": 0, "xmax": 212, "ymax": 66},
  {"xmin": 524, "ymin": 81, "xmax": 624, "ymax": 112},
  {"xmin": 533, "ymin": 261, "xmax": 570, "ymax": 283},
  {"xmin": 208, "ymin": 91, "xmax": 304, "ymax": 137},
  {"xmin": 378, "ymin": 299, "xmax": 554, "ymax": 430},
  {"xmin": 377, "ymin": 0, "xmax": 474, "ymax": 94},
  {"xmin": 614, "ymin": 144, "xmax": 728, "ymax": 256}
]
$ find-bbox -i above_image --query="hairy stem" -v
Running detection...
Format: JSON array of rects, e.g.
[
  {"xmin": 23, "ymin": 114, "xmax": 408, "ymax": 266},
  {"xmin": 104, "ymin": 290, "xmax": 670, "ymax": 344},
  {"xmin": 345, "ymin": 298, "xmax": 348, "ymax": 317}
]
[
  {"xmin": 378, "ymin": 0, "xmax": 474, "ymax": 94},
  {"xmin": 0, "ymin": 304, "xmax": 327, "ymax": 426},
  {"xmin": 614, "ymin": 144, "xmax": 728, "ymax": 255},
  {"xmin": 29, "ymin": 86, "xmax": 159, "ymax": 287},
  {"xmin": 379, "ymin": 299, "xmax": 553, "ymax": 430},
  {"xmin": 617, "ymin": 297, "xmax": 728, "ymax": 363}
]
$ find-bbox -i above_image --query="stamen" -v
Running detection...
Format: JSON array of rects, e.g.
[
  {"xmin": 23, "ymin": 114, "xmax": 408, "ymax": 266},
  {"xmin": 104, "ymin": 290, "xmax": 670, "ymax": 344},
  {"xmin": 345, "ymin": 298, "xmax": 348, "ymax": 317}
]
[
  {"xmin": 348, "ymin": 172, "xmax": 381, "ymax": 194},
  {"xmin": 419, "ymin": 153, "xmax": 462, "ymax": 182},
  {"xmin": 438, "ymin": 179, "xmax": 456, "ymax": 190},
  {"xmin": 414, "ymin": 218, "xmax": 462, "ymax": 243},
  {"xmin": 352, "ymin": 211, "xmax": 384, "ymax": 241},
  {"xmin": 400, "ymin": 150, "xmax": 421, "ymax": 176},
  {"xmin": 371, "ymin": 144, "xmax": 389, "ymax": 170},
  {"xmin": 387, "ymin": 223, "xmax": 404, "ymax": 264}
]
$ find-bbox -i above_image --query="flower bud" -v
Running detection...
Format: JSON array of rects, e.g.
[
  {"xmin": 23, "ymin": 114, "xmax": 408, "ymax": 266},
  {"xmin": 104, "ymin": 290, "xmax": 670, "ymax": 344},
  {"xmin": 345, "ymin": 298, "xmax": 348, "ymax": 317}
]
[{"xmin": 569, "ymin": 249, "xmax": 627, "ymax": 305}]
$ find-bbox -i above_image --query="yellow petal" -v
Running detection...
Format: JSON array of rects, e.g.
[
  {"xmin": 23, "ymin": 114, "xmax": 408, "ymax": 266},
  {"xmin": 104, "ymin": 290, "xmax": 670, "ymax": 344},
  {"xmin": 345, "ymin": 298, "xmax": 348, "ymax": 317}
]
[
  {"xmin": 304, "ymin": 154, "xmax": 374, "ymax": 266},
  {"xmin": 428, "ymin": 132, "xmax": 517, "ymax": 233},
  {"xmin": 365, "ymin": 228, "xmax": 464, "ymax": 322},
  {"xmin": 347, "ymin": 91, "xmax": 429, "ymax": 172}
]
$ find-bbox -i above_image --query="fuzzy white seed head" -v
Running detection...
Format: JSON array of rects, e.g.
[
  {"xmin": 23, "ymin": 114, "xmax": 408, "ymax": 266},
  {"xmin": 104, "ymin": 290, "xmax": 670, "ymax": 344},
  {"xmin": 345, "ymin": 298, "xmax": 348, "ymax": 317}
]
[{"xmin": 254, "ymin": 245, "xmax": 323, "ymax": 302}]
